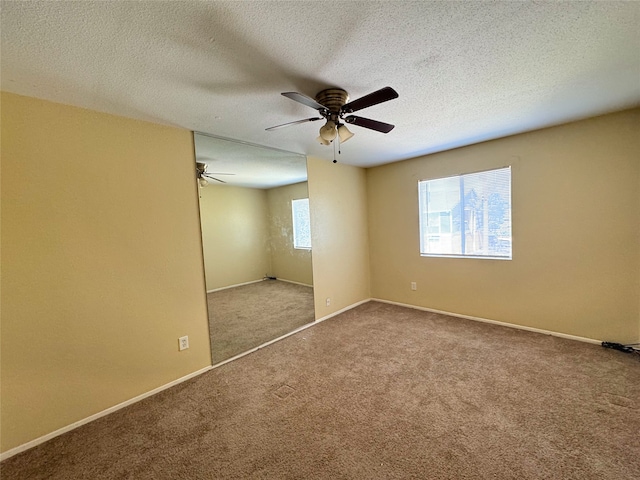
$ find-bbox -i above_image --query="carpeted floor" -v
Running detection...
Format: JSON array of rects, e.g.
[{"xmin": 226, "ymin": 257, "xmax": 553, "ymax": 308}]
[
  {"xmin": 2, "ymin": 301, "xmax": 639, "ymax": 479},
  {"xmin": 208, "ymin": 279, "xmax": 315, "ymax": 364}
]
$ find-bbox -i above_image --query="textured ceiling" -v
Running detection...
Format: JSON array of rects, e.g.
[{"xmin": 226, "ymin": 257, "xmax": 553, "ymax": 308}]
[
  {"xmin": 195, "ymin": 133, "xmax": 307, "ymax": 189},
  {"xmin": 2, "ymin": 1, "xmax": 639, "ymax": 168}
]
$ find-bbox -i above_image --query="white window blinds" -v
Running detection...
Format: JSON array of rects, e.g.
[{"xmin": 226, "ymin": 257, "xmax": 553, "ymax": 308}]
[{"xmin": 418, "ymin": 167, "xmax": 512, "ymax": 259}]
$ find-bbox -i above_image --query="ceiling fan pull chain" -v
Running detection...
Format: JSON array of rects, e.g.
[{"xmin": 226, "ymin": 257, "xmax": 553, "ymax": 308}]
[{"xmin": 333, "ymin": 135, "xmax": 338, "ymax": 163}]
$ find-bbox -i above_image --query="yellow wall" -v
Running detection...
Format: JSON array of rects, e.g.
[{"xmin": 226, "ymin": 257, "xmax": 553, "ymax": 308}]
[
  {"xmin": 267, "ymin": 182, "xmax": 313, "ymax": 286},
  {"xmin": 307, "ymin": 157, "xmax": 371, "ymax": 318},
  {"xmin": 198, "ymin": 184, "xmax": 271, "ymax": 291},
  {"xmin": 0, "ymin": 93, "xmax": 212, "ymax": 453},
  {"xmin": 367, "ymin": 109, "xmax": 640, "ymax": 342},
  {"xmin": 198, "ymin": 181, "xmax": 313, "ymax": 290}
]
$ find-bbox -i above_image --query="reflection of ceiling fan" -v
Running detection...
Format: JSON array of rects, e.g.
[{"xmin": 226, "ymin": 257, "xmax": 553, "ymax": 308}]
[
  {"xmin": 266, "ymin": 86, "xmax": 399, "ymax": 146},
  {"xmin": 196, "ymin": 162, "xmax": 234, "ymax": 186}
]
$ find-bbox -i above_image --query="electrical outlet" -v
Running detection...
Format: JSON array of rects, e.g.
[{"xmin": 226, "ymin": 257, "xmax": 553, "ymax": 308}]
[
  {"xmin": 411, "ymin": 282, "xmax": 417, "ymax": 291},
  {"xmin": 326, "ymin": 297, "xmax": 331, "ymax": 307},
  {"xmin": 178, "ymin": 336, "xmax": 189, "ymax": 351}
]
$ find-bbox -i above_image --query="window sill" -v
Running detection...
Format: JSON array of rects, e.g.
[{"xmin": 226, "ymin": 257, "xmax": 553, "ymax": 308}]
[{"xmin": 421, "ymin": 254, "xmax": 511, "ymax": 260}]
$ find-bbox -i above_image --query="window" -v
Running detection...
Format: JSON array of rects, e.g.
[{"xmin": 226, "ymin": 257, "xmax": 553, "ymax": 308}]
[
  {"xmin": 418, "ymin": 167, "xmax": 511, "ymax": 259},
  {"xmin": 292, "ymin": 198, "xmax": 311, "ymax": 249}
]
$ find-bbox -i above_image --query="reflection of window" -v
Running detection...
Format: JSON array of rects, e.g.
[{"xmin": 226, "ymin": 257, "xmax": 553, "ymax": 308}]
[
  {"xmin": 418, "ymin": 167, "xmax": 512, "ymax": 259},
  {"xmin": 292, "ymin": 198, "xmax": 311, "ymax": 249}
]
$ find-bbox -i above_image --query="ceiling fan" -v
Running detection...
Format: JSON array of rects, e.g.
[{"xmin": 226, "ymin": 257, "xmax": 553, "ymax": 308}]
[
  {"xmin": 196, "ymin": 162, "xmax": 234, "ymax": 187},
  {"xmin": 266, "ymin": 86, "xmax": 399, "ymax": 147}
]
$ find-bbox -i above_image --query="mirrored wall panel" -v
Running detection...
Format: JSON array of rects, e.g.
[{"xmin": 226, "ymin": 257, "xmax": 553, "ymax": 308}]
[{"xmin": 194, "ymin": 133, "xmax": 314, "ymax": 364}]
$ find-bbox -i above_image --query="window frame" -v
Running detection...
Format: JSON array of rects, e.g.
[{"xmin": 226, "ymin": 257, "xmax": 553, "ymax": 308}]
[
  {"xmin": 291, "ymin": 197, "xmax": 312, "ymax": 250},
  {"xmin": 418, "ymin": 166, "xmax": 512, "ymax": 260}
]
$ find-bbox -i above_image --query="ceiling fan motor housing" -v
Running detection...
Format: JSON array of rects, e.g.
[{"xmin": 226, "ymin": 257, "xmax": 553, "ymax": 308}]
[{"xmin": 316, "ymin": 88, "xmax": 349, "ymax": 117}]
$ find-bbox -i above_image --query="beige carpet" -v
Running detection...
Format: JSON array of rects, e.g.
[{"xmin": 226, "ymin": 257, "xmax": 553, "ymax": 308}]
[
  {"xmin": 2, "ymin": 301, "xmax": 639, "ymax": 479},
  {"xmin": 208, "ymin": 279, "xmax": 315, "ymax": 364}
]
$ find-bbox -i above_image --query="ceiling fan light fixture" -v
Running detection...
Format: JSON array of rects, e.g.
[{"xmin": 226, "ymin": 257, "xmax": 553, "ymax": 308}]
[
  {"xmin": 198, "ymin": 177, "xmax": 209, "ymax": 187},
  {"xmin": 319, "ymin": 120, "xmax": 337, "ymax": 142},
  {"xmin": 316, "ymin": 135, "xmax": 331, "ymax": 146},
  {"xmin": 337, "ymin": 124, "xmax": 354, "ymax": 143}
]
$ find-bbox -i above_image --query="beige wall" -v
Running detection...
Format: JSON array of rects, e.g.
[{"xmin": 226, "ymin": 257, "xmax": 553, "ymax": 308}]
[
  {"xmin": 367, "ymin": 109, "xmax": 640, "ymax": 343},
  {"xmin": 0, "ymin": 93, "xmax": 212, "ymax": 453},
  {"xmin": 198, "ymin": 185, "xmax": 271, "ymax": 291},
  {"xmin": 267, "ymin": 182, "xmax": 313, "ymax": 286},
  {"xmin": 198, "ymin": 181, "xmax": 313, "ymax": 289},
  {"xmin": 307, "ymin": 157, "xmax": 371, "ymax": 318}
]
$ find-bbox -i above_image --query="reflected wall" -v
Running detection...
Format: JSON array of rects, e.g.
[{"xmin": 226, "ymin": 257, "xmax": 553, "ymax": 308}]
[{"xmin": 198, "ymin": 181, "xmax": 312, "ymax": 289}]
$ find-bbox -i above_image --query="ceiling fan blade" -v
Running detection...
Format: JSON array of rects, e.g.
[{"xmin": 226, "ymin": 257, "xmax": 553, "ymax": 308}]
[
  {"xmin": 266, "ymin": 117, "xmax": 323, "ymax": 131},
  {"xmin": 281, "ymin": 92, "xmax": 328, "ymax": 112},
  {"xmin": 341, "ymin": 86, "xmax": 398, "ymax": 114},
  {"xmin": 203, "ymin": 172, "xmax": 235, "ymax": 176},
  {"xmin": 345, "ymin": 115, "xmax": 395, "ymax": 133},
  {"xmin": 202, "ymin": 173, "xmax": 231, "ymax": 181},
  {"xmin": 203, "ymin": 175, "xmax": 226, "ymax": 184}
]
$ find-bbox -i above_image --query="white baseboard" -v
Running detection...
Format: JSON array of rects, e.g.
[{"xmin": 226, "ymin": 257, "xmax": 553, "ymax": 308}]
[
  {"xmin": 0, "ymin": 365, "xmax": 213, "ymax": 462},
  {"xmin": 371, "ymin": 298, "xmax": 602, "ymax": 345},
  {"xmin": 207, "ymin": 278, "xmax": 264, "ymax": 293},
  {"xmin": 273, "ymin": 278, "xmax": 313, "ymax": 288},
  {"xmin": 315, "ymin": 298, "xmax": 372, "ymax": 323}
]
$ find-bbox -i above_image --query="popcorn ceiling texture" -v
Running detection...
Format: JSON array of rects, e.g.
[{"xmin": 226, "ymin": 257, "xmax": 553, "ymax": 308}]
[{"xmin": 1, "ymin": 1, "xmax": 639, "ymax": 166}]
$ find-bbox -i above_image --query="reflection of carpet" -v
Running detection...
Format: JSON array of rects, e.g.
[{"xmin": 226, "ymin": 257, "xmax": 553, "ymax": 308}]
[{"xmin": 208, "ymin": 279, "xmax": 315, "ymax": 364}]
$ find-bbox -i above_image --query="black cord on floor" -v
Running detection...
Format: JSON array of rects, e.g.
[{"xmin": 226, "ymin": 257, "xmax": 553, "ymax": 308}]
[{"xmin": 602, "ymin": 341, "xmax": 640, "ymax": 357}]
